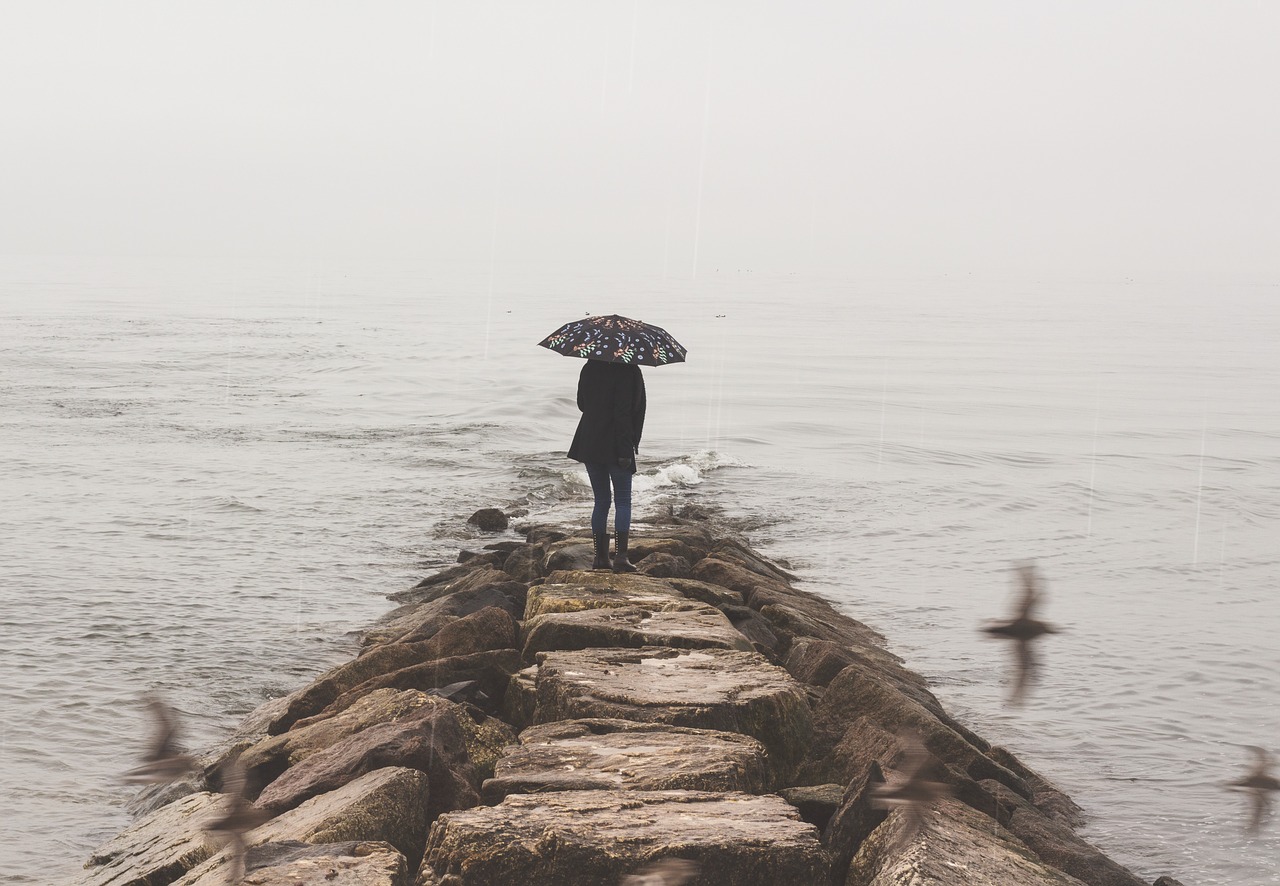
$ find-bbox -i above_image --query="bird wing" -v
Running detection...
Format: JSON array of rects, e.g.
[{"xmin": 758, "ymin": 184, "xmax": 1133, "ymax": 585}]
[
  {"xmin": 1015, "ymin": 563, "xmax": 1040, "ymax": 620},
  {"xmin": 1011, "ymin": 641, "xmax": 1037, "ymax": 706},
  {"xmin": 145, "ymin": 697, "xmax": 181, "ymax": 760}
]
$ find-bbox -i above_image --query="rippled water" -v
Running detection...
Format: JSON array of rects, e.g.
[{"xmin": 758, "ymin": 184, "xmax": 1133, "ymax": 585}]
[{"xmin": 2, "ymin": 256, "xmax": 1277, "ymax": 884}]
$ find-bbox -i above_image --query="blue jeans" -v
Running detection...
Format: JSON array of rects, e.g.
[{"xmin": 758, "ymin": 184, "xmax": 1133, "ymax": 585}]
[{"xmin": 584, "ymin": 461, "xmax": 632, "ymax": 537}]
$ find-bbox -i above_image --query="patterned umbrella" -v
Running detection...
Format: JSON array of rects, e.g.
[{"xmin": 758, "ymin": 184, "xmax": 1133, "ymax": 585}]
[{"xmin": 537, "ymin": 314, "xmax": 687, "ymax": 366}]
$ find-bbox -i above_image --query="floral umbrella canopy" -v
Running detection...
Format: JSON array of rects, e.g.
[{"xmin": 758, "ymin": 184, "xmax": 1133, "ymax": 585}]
[{"xmin": 537, "ymin": 314, "xmax": 687, "ymax": 366}]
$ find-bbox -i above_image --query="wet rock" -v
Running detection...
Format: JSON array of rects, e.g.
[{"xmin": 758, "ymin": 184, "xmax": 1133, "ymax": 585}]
[
  {"xmin": 481, "ymin": 719, "xmax": 770, "ymax": 800},
  {"xmin": 630, "ymin": 524, "xmax": 716, "ymax": 559},
  {"xmin": 466, "ymin": 508, "xmax": 508, "ymax": 532},
  {"xmin": 520, "ymin": 524, "xmax": 568, "ymax": 546},
  {"xmin": 719, "ymin": 603, "xmax": 781, "ymax": 657},
  {"xmin": 419, "ymin": 790, "xmax": 830, "ymax": 885},
  {"xmin": 1152, "ymin": 878, "xmax": 1186, "ymax": 886},
  {"xmin": 784, "ymin": 638, "xmax": 929, "ymax": 708},
  {"xmin": 690, "ymin": 556, "xmax": 790, "ymax": 598},
  {"xmin": 988, "ymin": 745, "xmax": 1085, "ymax": 827},
  {"xmin": 785, "ymin": 638, "xmax": 865, "ymax": 686},
  {"xmin": 368, "ymin": 575, "xmax": 523, "ymax": 646},
  {"xmin": 175, "ymin": 768, "xmax": 432, "ymax": 885},
  {"xmin": 824, "ymin": 761, "xmax": 889, "ymax": 884},
  {"xmin": 324, "ymin": 649, "xmax": 525, "ymax": 719},
  {"xmin": 181, "ymin": 841, "xmax": 410, "ymax": 886},
  {"xmin": 979, "ymin": 781, "xmax": 1147, "ymax": 886},
  {"xmin": 544, "ymin": 538, "xmax": 598, "ymax": 572},
  {"xmin": 454, "ymin": 549, "xmax": 504, "ymax": 566},
  {"xmin": 521, "ymin": 600, "xmax": 752, "ymax": 658},
  {"xmin": 389, "ymin": 565, "xmax": 524, "ymax": 610},
  {"xmin": 534, "ymin": 647, "xmax": 813, "ymax": 782},
  {"xmin": 711, "ymin": 538, "xmax": 798, "ymax": 584},
  {"xmin": 756, "ymin": 599, "xmax": 886, "ymax": 654},
  {"xmin": 846, "ymin": 796, "xmax": 1089, "ymax": 886},
  {"xmin": 526, "ymin": 573, "xmax": 686, "ymax": 619},
  {"xmin": 627, "ymin": 537, "xmax": 698, "ymax": 565},
  {"xmin": 800, "ymin": 665, "xmax": 1030, "ymax": 799},
  {"xmin": 255, "ymin": 704, "xmax": 478, "ymax": 820},
  {"xmin": 778, "ymin": 783, "xmax": 845, "ymax": 832},
  {"xmin": 76, "ymin": 792, "xmax": 222, "ymax": 886},
  {"xmin": 499, "ymin": 543, "xmax": 546, "ymax": 583},
  {"xmin": 394, "ymin": 559, "xmax": 505, "ymax": 602},
  {"xmin": 502, "ymin": 666, "xmax": 538, "ymax": 730},
  {"xmin": 239, "ymin": 690, "xmax": 439, "ymax": 796},
  {"xmin": 635, "ymin": 551, "xmax": 692, "ymax": 578},
  {"xmin": 396, "ymin": 606, "xmax": 519, "ymax": 658},
  {"xmin": 665, "ymin": 576, "xmax": 744, "ymax": 608},
  {"xmin": 452, "ymin": 705, "xmax": 518, "ymax": 782},
  {"xmin": 263, "ymin": 643, "xmax": 443, "ymax": 734}
]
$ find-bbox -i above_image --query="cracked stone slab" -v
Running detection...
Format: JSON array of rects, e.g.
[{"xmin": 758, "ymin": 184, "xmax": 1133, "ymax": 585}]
[
  {"xmin": 533, "ymin": 647, "xmax": 812, "ymax": 782},
  {"xmin": 481, "ymin": 718, "xmax": 770, "ymax": 800},
  {"xmin": 419, "ymin": 790, "xmax": 830, "ymax": 885},
  {"xmin": 521, "ymin": 600, "xmax": 752, "ymax": 657},
  {"xmin": 525, "ymin": 574, "xmax": 687, "ymax": 620}
]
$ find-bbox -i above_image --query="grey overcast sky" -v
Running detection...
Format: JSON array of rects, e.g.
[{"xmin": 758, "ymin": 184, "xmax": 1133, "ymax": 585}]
[{"xmin": 1, "ymin": 1, "xmax": 1276, "ymax": 279}]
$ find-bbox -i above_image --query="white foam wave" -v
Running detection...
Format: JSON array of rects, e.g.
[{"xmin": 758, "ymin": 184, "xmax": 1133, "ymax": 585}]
[{"xmin": 559, "ymin": 449, "xmax": 748, "ymax": 495}]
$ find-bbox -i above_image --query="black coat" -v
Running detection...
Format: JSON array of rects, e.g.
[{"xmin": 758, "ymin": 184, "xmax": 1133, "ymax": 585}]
[{"xmin": 567, "ymin": 360, "xmax": 646, "ymax": 472}]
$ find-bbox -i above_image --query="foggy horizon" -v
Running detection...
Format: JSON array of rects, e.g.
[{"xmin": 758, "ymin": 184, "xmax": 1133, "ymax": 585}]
[{"xmin": 2, "ymin": 1, "xmax": 1277, "ymax": 282}]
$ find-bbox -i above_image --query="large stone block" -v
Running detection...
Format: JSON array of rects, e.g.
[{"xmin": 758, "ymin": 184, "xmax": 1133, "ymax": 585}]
[
  {"xmin": 521, "ymin": 600, "xmax": 752, "ymax": 658},
  {"xmin": 178, "ymin": 841, "xmax": 409, "ymax": 886},
  {"xmin": 534, "ymin": 647, "xmax": 812, "ymax": 782},
  {"xmin": 845, "ymin": 797, "xmax": 1089, "ymax": 886},
  {"xmin": 420, "ymin": 790, "xmax": 830, "ymax": 885},
  {"xmin": 76, "ymin": 792, "xmax": 223, "ymax": 886},
  {"xmin": 481, "ymin": 718, "xmax": 770, "ymax": 800},
  {"xmin": 324, "ymin": 649, "xmax": 525, "ymax": 719},
  {"xmin": 525, "ymin": 574, "xmax": 686, "ymax": 619}
]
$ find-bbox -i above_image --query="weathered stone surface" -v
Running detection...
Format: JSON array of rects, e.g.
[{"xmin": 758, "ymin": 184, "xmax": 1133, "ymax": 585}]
[
  {"xmin": 520, "ymin": 524, "xmax": 568, "ymax": 547},
  {"xmin": 178, "ymin": 841, "xmax": 410, "ymax": 886},
  {"xmin": 778, "ymin": 783, "xmax": 845, "ymax": 832},
  {"xmin": 845, "ymin": 797, "xmax": 1088, "ymax": 886},
  {"xmin": 395, "ymin": 606, "xmax": 519, "ymax": 657},
  {"xmin": 635, "ymin": 551, "xmax": 692, "ymax": 578},
  {"xmin": 240, "ymin": 690, "xmax": 439, "ymax": 796},
  {"xmin": 466, "ymin": 508, "xmax": 508, "ymax": 532},
  {"xmin": 263, "ymin": 643, "xmax": 439, "ymax": 734},
  {"xmin": 690, "ymin": 556, "xmax": 789, "ymax": 598},
  {"xmin": 1152, "ymin": 878, "xmax": 1187, "ymax": 886},
  {"xmin": 824, "ymin": 761, "xmax": 888, "ymax": 885},
  {"xmin": 757, "ymin": 599, "xmax": 886, "ymax": 653},
  {"xmin": 627, "ymin": 537, "xmax": 698, "ymax": 565},
  {"xmin": 720, "ymin": 603, "xmax": 781, "ymax": 657},
  {"xmin": 521, "ymin": 600, "xmax": 752, "ymax": 658},
  {"xmin": 395, "ymin": 559, "xmax": 504, "ymax": 601},
  {"xmin": 499, "ymin": 543, "xmax": 546, "ymax": 583},
  {"xmin": 629, "ymin": 525, "xmax": 715, "ymax": 559},
  {"xmin": 255, "ymin": 768, "xmax": 431, "ymax": 867},
  {"xmin": 978, "ymin": 781, "xmax": 1147, "ymax": 886},
  {"xmin": 77, "ymin": 792, "xmax": 222, "ymax": 886},
  {"xmin": 711, "ymin": 538, "xmax": 797, "ymax": 584},
  {"xmin": 173, "ymin": 769, "xmax": 431, "ymax": 885},
  {"xmin": 665, "ymin": 576, "xmax": 744, "ymax": 608},
  {"xmin": 255, "ymin": 704, "xmax": 478, "ymax": 819},
  {"xmin": 325, "ymin": 649, "xmax": 525, "ymax": 718},
  {"xmin": 526, "ymin": 573, "xmax": 686, "ymax": 619},
  {"xmin": 534, "ymin": 647, "xmax": 812, "ymax": 782},
  {"xmin": 365, "ymin": 577, "xmax": 523, "ymax": 647},
  {"xmin": 801, "ymin": 665, "xmax": 1029, "ymax": 800},
  {"xmin": 987, "ymin": 744, "xmax": 1085, "ymax": 826},
  {"xmin": 481, "ymin": 719, "xmax": 770, "ymax": 800},
  {"xmin": 502, "ymin": 666, "xmax": 538, "ymax": 730},
  {"xmin": 451, "ymin": 705, "xmax": 517, "ymax": 782},
  {"xmin": 544, "ymin": 538, "xmax": 597, "ymax": 572},
  {"xmin": 420, "ymin": 790, "xmax": 830, "ymax": 885}
]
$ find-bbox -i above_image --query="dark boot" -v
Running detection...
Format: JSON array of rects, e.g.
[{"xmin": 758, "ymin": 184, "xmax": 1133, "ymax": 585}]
[
  {"xmin": 591, "ymin": 533, "xmax": 611, "ymax": 571},
  {"xmin": 612, "ymin": 531, "xmax": 637, "ymax": 573}
]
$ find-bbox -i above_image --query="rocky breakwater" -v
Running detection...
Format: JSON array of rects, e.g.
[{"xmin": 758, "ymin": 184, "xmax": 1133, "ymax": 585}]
[{"xmin": 75, "ymin": 515, "xmax": 1180, "ymax": 886}]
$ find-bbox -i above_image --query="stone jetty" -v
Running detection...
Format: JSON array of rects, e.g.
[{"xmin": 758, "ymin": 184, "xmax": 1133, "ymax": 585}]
[{"xmin": 76, "ymin": 511, "xmax": 1179, "ymax": 885}]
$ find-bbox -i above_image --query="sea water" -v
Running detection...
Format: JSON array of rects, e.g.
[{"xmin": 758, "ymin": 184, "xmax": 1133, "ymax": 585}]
[{"xmin": 1, "ymin": 255, "xmax": 1277, "ymax": 884}]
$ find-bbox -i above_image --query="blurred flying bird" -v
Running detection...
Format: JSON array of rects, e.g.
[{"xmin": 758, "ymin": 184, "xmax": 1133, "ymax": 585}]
[
  {"xmin": 122, "ymin": 693, "xmax": 198, "ymax": 784},
  {"xmin": 870, "ymin": 732, "xmax": 951, "ymax": 840},
  {"xmin": 981, "ymin": 562, "xmax": 1060, "ymax": 706},
  {"xmin": 620, "ymin": 857, "xmax": 700, "ymax": 886},
  {"xmin": 204, "ymin": 756, "xmax": 271, "ymax": 884},
  {"xmin": 1226, "ymin": 746, "xmax": 1280, "ymax": 834}
]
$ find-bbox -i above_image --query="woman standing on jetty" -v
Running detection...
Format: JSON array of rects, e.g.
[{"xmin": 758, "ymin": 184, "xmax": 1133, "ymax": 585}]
[{"xmin": 568, "ymin": 358, "xmax": 646, "ymax": 573}]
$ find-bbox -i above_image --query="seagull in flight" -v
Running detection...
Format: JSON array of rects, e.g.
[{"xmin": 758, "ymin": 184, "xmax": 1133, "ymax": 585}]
[
  {"xmin": 982, "ymin": 562, "xmax": 1060, "ymax": 706},
  {"xmin": 1227, "ymin": 746, "xmax": 1280, "ymax": 834},
  {"xmin": 870, "ymin": 732, "xmax": 951, "ymax": 840},
  {"xmin": 122, "ymin": 693, "xmax": 198, "ymax": 785}
]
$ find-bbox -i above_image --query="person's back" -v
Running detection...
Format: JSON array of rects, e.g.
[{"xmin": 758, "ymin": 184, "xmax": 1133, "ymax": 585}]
[{"xmin": 567, "ymin": 359, "xmax": 646, "ymax": 572}]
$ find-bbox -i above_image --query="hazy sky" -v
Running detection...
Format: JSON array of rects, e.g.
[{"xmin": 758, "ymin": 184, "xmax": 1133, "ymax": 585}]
[{"xmin": 2, "ymin": 1, "xmax": 1276, "ymax": 279}]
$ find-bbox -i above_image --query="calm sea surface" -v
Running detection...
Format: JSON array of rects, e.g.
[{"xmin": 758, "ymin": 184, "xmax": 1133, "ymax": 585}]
[{"xmin": 2, "ymin": 256, "xmax": 1277, "ymax": 884}]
